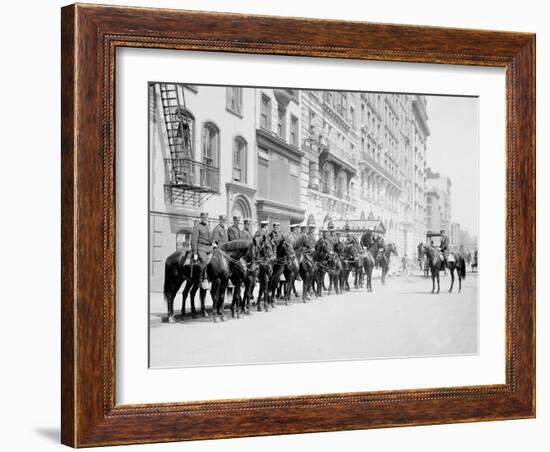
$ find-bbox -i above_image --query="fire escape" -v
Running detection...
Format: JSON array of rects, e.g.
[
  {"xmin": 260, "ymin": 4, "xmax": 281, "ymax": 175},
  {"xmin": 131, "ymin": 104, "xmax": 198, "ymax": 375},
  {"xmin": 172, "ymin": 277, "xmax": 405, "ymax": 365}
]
[{"xmin": 158, "ymin": 83, "xmax": 219, "ymax": 207}]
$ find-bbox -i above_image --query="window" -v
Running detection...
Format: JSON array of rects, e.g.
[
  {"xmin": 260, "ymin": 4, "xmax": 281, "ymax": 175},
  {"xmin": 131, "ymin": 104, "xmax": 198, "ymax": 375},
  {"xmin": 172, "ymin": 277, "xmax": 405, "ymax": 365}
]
[
  {"xmin": 257, "ymin": 148, "xmax": 269, "ymax": 198},
  {"xmin": 232, "ymin": 137, "xmax": 247, "ymax": 183},
  {"xmin": 202, "ymin": 122, "xmax": 219, "ymax": 168},
  {"xmin": 277, "ymin": 105, "xmax": 286, "ymax": 139},
  {"xmin": 226, "ymin": 87, "xmax": 243, "ymax": 115},
  {"xmin": 290, "ymin": 115, "xmax": 299, "ymax": 146},
  {"xmin": 260, "ymin": 95, "xmax": 271, "ymax": 130}
]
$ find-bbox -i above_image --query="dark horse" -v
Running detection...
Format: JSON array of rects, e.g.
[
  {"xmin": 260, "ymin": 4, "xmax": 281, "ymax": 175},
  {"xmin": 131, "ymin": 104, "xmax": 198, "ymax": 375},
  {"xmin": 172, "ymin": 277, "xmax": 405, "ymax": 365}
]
[
  {"xmin": 269, "ymin": 236, "xmax": 299, "ymax": 306},
  {"xmin": 378, "ymin": 242, "xmax": 398, "ymax": 285},
  {"xmin": 422, "ymin": 245, "xmax": 445, "ymax": 294},
  {"xmin": 312, "ymin": 238, "xmax": 331, "ymax": 298},
  {"xmin": 295, "ymin": 234, "xmax": 315, "ymax": 302},
  {"xmin": 225, "ymin": 239, "xmax": 257, "ymax": 318},
  {"xmin": 327, "ymin": 247, "xmax": 344, "ymax": 295},
  {"xmin": 341, "ymin": 240, "xmax": 363, "ymax": 290},
  {"xmin": 360, "ymin": 231, "xmax": 378, "ymax": 292},
  {"xmin": 163, "ymin": 249, "xmax": 207, "ymax": 324},
  {"xmin": 446, "ymin": 251, "xmax": 466, "ymax": 293},
  {"xmin": 254, "ymin": 235, "xmax": 274, "ymax": 312},
  {"xmin": 209, "ymin": 241, "xmax": 253, "ymax": 322}
]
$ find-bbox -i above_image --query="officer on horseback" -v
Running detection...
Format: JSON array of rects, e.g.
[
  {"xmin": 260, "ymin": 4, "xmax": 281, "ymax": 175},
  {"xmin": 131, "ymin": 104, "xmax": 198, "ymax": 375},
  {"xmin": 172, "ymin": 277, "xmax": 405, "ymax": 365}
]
[
  {"xmin": 269, "ymin": 221, "xmax": 281, "ymax": 246},
  {"xmin": 211, "ymin": 214, "xmax": 228, "ymax": 246},
  {"xmin": 227, "ymin": 215, "xmax": 241, "ymax": 241},
  {"xmin": 288, "ymin": 223, "xmax": 300, "ymax": 247},
  {"xmin": 327, "ymin": 221, "xmax": 336, "ymax": 250},
  {"xmin": 241, "ymin": 218, "xmax": 253, "ymax": 241},
  {"xmin": 191, "ymin": 212, "xmax": 212, "ymax": 283},
  {"xmin": 254, "ymin": 220, "xmax": 269, "ymax": 239},
  {"xmin": 439, "ymin": 229, "xmax": 449, "ymax": 264}
]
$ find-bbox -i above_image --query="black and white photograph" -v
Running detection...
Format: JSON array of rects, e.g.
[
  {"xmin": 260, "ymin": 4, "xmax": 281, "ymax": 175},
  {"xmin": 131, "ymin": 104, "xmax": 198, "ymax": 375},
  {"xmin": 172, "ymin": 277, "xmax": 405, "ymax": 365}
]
[{"xmin": 148, "ymin": 83, "xmax": 479, "ymax": 368}]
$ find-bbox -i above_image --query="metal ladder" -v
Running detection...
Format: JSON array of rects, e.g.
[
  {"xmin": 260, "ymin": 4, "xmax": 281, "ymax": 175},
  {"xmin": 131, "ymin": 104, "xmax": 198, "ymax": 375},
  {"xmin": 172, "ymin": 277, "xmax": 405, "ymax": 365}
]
[{"xmin": 158, "ymin": 83, "xmax": 193, "ymax": 185}]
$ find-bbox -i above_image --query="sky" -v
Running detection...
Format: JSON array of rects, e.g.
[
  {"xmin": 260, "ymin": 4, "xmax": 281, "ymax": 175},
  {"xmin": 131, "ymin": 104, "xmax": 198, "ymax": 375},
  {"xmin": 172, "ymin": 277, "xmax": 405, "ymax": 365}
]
[{"xmin": 425, "ymin": 95, "xmax": 479, "ymax": 237}]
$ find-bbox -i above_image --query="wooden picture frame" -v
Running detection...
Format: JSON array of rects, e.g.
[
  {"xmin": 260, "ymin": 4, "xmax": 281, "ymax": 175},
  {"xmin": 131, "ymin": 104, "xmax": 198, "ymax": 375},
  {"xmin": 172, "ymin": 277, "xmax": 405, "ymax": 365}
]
[{"xmin": 61, "ymin": 3, "xmax": 535, "ymax": 447}]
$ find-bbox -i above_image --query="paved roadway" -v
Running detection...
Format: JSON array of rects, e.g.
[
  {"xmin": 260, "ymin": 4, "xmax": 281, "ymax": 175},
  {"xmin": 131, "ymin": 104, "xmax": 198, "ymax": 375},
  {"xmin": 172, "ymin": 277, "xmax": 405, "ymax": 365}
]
[{"xmin": 149, "ymin": 270, "xmax": 479, "ymax": 368}]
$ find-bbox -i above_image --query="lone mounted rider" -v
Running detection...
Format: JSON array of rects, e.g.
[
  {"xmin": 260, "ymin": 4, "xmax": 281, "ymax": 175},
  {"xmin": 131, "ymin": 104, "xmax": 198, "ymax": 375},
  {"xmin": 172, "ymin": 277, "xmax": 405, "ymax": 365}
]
[
  {"xmin": 240, "ymin": 218, "xmax": 253, "ymax": 241},
  {"xmin": 211, "ymin": 214, "xmax": 228, "ymax": 246},
  {"xmin": 191, "ymin": 212, "xmax": 212, "ymax": 283},
  {"xmin": 227, "ymin": 215, "xmax": 241, "ymax": 241},
  {"xmin": 439, "ymin": 229, "xmax": 449, "ymax": 264}
]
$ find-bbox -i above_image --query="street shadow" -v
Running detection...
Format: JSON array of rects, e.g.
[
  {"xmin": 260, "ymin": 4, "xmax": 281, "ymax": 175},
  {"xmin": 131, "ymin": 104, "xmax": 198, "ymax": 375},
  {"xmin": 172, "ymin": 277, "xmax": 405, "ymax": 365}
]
[{"xmin": 34, "ymin": 427, "xmax": 59, "ymax": 443}]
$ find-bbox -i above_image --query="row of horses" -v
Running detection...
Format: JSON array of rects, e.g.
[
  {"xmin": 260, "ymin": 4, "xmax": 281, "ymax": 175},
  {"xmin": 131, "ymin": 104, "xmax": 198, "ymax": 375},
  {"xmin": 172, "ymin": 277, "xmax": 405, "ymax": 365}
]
[
  {"xmin": 163, "ymin": 234, "xmax": 468, "ymax": 324},
  {"xmin": 163, "ymin": 231, "xmax": 396, "ymax": 323}
]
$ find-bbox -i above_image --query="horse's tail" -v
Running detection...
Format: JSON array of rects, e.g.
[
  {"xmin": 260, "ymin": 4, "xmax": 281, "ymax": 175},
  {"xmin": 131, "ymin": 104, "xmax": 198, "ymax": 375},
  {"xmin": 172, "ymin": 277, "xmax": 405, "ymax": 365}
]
[
  {"xmin": 163, "ymin": 259, "xmax": 171, "ymax": 304},
  {"xmin": 460, "ymin": 258, "xmax": 466, "ymax": 279}
]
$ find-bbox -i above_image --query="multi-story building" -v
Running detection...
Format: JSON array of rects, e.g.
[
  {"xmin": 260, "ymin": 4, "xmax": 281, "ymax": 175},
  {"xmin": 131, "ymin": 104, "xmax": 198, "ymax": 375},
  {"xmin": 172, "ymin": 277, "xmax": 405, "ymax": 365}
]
[
  {"xmin": 255, "ymin": 88, "xmax": 305, "ymax": 231},
  {"xmin": 451, "ymin": 222, "xmax": 461, "ymax": 247},
  {"xmin": 425, "ymin": 168, "xmax": 452, "ymax": 233},
  {"xmin": 300, "ymin": 90, "xmax": 359, "ymax": 230},
  {"xmin": 149, "ymin": 83, "xmax": 257, "ymax": 291},
  {"xmin": 300, "ymin": 91, "xmax": 429, "ymax": 257}
]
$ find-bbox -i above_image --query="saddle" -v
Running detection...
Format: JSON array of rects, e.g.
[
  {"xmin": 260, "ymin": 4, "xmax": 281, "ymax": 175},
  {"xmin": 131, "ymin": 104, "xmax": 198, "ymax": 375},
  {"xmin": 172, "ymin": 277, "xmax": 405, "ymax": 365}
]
[
  {"xmin": 447, "ymin": 253, "xmax": 456, "ymax": 263},
  {"xmin": 179, "ymin": 249, "xmax": 213, "ymax": 267}
]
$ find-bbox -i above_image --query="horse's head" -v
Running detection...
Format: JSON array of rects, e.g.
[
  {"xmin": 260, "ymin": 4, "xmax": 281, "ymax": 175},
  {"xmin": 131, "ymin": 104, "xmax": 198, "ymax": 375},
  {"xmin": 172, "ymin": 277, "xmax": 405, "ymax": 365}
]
[{"xmin": 276, "ymin": 235, "xmax": 291, "ymax": 257}]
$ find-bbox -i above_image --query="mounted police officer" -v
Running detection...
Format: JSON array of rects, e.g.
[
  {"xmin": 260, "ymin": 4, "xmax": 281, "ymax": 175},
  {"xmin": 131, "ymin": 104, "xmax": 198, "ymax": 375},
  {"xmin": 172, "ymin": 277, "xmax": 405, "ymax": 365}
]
[
  {"xmin": 326, "ymin": 221, "xmax": 336, "ymax": 251},
  {"xmin": 211, "ymin": 214, "xmax": 228, "ymax": 246},
  {"xmin": 240, "ymin": 218, "xmax": 253, "ymax": 241},
  {"xmin": 269, "ymin": 221, "xmax": 281, "ymax": 247},
  {"xmin": 227, "ymin": 215, "xmax": 241, "ymax": 241},
  {"xmin": 254, "ymin": 220, "xmax": 269, "ymax": 240},
  {"xmin": 289, "ymin": 223, "xmax": 300, "ymax": 247},
  {"xmin": 439, "ymin": 228, "xmax": 449, "ymax": 259},
  {"xmin": 439, "ymin": 229, "xmax": 449, "ymax": 266},
  {"xmin": 305, "ymin": 223, "xmax": 316, "ymax": 250},
  {"xmin": 191, "ymin": 212, "xmax": 212, "ymax": 283},
  {"xmin": 344, "ymin": 223, "xmax": 355, "ymax": 247}
]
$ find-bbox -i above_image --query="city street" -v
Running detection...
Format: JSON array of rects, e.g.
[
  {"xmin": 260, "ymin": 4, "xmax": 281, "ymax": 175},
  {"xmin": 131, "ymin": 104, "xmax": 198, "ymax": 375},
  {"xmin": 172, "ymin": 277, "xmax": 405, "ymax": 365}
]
[{"xmin": 149, "ymin": 270, "xmax": 478, "ymax": 368}]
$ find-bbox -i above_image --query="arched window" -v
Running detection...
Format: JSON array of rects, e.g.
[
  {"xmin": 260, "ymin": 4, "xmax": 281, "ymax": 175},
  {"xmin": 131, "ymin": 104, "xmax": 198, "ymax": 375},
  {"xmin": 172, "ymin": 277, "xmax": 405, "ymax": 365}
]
[
  {"xmin": 174, "ymin": 108, "xmax": 194, "ymax": 159},
  {"xmin": 232, "ymin": 136, "xmax": 247, "ymax": 183},
  {"xmin": 202, "ymin": 122, "xmax": 219, "ymax": 168}
]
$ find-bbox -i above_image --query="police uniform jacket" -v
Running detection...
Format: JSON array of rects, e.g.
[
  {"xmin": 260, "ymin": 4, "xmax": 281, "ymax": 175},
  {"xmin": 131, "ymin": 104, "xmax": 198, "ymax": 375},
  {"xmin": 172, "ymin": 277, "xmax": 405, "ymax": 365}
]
[
  {"xmin": 227, "ymin": 225, "xmax": 241, "ymax": 241},
  {"xmin": 240, "ymin": 229, "xmax": 253, "ymax": 241},
  {"xmin": 440, "ymin": 236, "xmax": 449, "ymax": 253},
  {"xmin": 211, "ymin": 224, "xmax": 228, "ymax": 245},
  {"xmin": 191, "ymin": 222, "xmax": 211, "ymax": 253}
]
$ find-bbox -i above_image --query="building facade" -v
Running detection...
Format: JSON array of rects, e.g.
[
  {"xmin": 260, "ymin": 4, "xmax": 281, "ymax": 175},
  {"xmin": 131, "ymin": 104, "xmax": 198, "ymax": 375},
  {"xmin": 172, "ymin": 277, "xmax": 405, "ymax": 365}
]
[
  {"xmin": 255, "ymin": 88, "xmax": 305, "ymax": 231},
  {"xmin": 149, "ymin": 84, "xmax": 432, "ymax": 291},
  {"xmin": 425, "ymin": 168, "xmax": 452, "ymax": 234},
  {"xmin": 450, "ymin": 222, "xmax": 461, "ymax": 247},
  {"xmin": 149, "ymin": 83, "xmax": 257, "ymax": 291},
  {"xmin": 299, "ymin": 91, "xmax": 429, "ymax": 257}
]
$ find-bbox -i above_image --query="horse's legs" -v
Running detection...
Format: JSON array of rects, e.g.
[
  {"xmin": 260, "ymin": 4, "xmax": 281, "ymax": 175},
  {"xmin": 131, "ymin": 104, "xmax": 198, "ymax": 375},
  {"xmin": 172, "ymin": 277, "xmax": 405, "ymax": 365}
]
[
  {"xmin": 436, "ymin": 270, "xmax": 441, "ymax": 293},
  {"xmin": 449, "ymin": 266, "xmax": 454, "ymax": 292},
  {"xmin": 231, "ymin": 281, "xmax": 239, "ymax": 318},
  {"xmin": 210, "ymin": 279, "xmax": 219, "ymax": 322},
  {"xmin": 166, "ymin": 292, "xmax": 176, "ymax": 323},
  {"xmin": 197, "ymin": 286, "xmax": 207, "ymax": 316},
  {"xmin": 431, "ymin": 269, "xmax": 435, "ymax": 293},
  {"xmin": 218, "ymin": 278, "xmax": 228, "ymax": 321}
]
